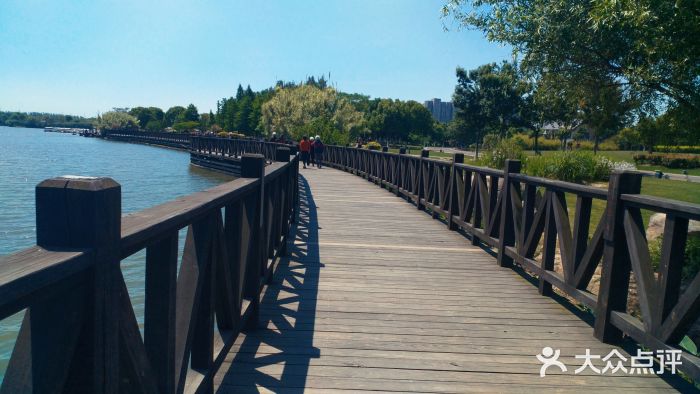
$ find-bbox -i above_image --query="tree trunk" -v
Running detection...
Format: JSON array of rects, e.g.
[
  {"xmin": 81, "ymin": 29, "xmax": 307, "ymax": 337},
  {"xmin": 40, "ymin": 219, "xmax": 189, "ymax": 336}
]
[{"xmin": 593, "ymin": 136, "xmax": 599, "ymax": 154}]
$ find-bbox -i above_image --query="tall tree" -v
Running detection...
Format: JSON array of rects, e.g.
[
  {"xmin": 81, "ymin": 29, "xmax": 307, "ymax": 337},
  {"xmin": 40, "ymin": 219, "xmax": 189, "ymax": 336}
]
[
  {"xmin": 577, "ymin": 79, "xmax": 632, "ymax": 153},
  {"xmin": 532, "ymin": 73, "xmax": 580, "ymax": 150},
  {"xmin": 453, "ymin": 67, "xmax": 488, "ymax": 157},
  {"xmin": 443, "ymin": 0, "xmax": 700, "ymax": 128},
  {"xmin": 183, "ymin": 104, "xmax": 200, "ymax": 122},
  {"xmin": 260, "ymin": 85, "xmax": 363, "ymax": 145},
  {"xmin": 96, "ymin": 111, "xmax": 139, "ymax": 131},
  {"xmin": 164, "ymin": 106, "xmax": 186, "ymax": 127},
  {"xmin": 452, "ymin": 62, "xmax": 530, "ymax": 156}
]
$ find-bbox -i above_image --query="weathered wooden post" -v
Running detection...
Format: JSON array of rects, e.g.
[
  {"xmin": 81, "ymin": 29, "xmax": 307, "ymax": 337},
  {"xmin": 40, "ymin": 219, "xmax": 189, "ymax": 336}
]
[
  {"xmin": 447, "ymin": 153, "xmax": 465, "ymax": 230},
  {"xmin": 241, "ymin": 154, "xmax": 266, "ymax": 330},
  {"xmin": 417, "ymin": 149, "xmax": 429, "ymax": 210},
  {"xmin": 273, "ymin": 147, "xmax": 291, "ymax": 255},
  {"xmin": 497, "ymin": 160, "xmax": 521, "ymax": 267},
  {"xmin": 594, "ymin": 171, "xmax": 642, "ymax": 343},
  {"xmin": 275, "ymin": 146, "xmax": 291, "ymax": 162},
  {"xmin": 394, "ymin": 148, "xmax": 405, "ymax": 197},
  {"xmin": 9, "ymin": 176, "xmax": 122, "ymax": 393}
]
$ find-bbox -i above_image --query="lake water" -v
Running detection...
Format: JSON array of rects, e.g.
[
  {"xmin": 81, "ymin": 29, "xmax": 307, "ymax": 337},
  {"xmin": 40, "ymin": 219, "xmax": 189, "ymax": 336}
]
[{"xmin": 0, "ymin": 126, "xmax": 232, "ymax": 383}]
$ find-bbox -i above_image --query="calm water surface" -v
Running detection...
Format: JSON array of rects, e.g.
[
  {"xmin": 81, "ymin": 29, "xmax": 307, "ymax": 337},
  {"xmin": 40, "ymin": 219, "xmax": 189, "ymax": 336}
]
[{"xmin": 0, "ymin": 126, "xmax": 232, "ymax": 382}]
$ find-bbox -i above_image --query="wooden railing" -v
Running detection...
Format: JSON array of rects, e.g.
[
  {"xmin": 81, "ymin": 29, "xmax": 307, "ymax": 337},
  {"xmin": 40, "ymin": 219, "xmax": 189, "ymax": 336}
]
[
  {"xmin": 322, "ymin": 145, "xmax": 700, "ymax": 380},
  {"xmin": 0, "ymin": 148, "xmax": 299, "ymax": 393},
  {"xmin": 189, "ymin": 137, "xmax": 296, "ymax": 176},
  {"xmin": 190, "ymin": 137, "xmax": 294, "ymax": 162},
  {"xmin": 102, "ymin": 130, "xmax": 192, "ymax": 150}
]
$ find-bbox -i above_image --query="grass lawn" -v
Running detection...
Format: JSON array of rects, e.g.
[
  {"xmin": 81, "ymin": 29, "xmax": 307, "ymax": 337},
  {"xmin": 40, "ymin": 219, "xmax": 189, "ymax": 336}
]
[{"xmin": 568, "ymin": 177, "xmax": 700, "ymax": 234}]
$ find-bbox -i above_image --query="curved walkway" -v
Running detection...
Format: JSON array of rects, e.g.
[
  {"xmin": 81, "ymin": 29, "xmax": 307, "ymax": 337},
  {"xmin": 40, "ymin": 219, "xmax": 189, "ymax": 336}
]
[{"xmin": 214, "ymin": 166, "xmax": 687, "ymax": 393}]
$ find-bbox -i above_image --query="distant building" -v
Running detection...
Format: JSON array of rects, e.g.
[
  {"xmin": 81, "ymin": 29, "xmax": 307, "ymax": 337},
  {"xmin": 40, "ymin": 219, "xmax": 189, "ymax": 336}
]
[{"xmin": 423, "ymin": 98, "xmax": 454, "ymax": 123}]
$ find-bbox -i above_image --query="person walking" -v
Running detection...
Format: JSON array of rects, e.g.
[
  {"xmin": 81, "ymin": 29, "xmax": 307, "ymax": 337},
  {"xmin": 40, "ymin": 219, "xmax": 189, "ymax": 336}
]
[
  {"xmin": 309, "ymin": 136, "xmax": 316, "ymax": 166},
  {"xmin": 299, "ymin": 135, "xmax": 311, "ymax": 168},
  {"xmin": 313, "ymin": 135, "xmax": 325, "ymax": 169}
]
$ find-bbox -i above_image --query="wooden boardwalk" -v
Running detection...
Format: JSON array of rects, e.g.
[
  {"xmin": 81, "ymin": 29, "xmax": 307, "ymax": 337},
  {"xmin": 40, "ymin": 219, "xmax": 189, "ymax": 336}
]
[{"xmin": 214, "ymin": 166, "xmax": 687, "ymax": 393}]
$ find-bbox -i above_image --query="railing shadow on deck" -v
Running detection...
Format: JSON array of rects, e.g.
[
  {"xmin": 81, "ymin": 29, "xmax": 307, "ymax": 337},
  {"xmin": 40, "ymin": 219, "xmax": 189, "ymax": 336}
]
[{"xmin": 216, "ymin": 175, "xmax": 320, "ymax": 393}]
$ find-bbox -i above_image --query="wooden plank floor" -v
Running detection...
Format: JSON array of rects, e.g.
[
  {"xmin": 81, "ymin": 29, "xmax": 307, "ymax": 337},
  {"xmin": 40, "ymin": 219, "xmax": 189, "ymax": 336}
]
[{"xmin": 215, "ymin": 166, "xmax": 689, "ymax": 393}]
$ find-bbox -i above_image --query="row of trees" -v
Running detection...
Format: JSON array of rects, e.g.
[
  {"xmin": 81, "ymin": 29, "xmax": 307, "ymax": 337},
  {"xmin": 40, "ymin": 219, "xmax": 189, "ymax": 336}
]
[
  {"xmin": 95, "ymin": 104, "xmax": 205, "ymax": 132},
  {"xmin": 451, "ymin": 61, "xmax": 634, "ymax": 154},
  {"xmin": 445, "ymin": 0, "xmax": 700, "ymax": 153},
  {"xmin": 7, "ymin": 75, "xmax": 444, "ymax": 147},
  {"xmin": 89, "ymin": 76, "xmax": 443, "ymax": 146},
  {"xmin": 0, "ymin": 111, "xmax": 94, "ymax": 129}
]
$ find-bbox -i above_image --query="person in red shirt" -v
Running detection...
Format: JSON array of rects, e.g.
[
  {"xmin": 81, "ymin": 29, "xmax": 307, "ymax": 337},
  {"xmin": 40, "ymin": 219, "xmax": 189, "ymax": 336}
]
[{"xmin": 299, "ymin": 136, "xmax": 311, "ymax": 168}]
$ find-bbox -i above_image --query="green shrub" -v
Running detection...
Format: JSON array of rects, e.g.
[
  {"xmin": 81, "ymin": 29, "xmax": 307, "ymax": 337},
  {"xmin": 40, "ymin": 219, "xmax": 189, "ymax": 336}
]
[
  {"xmin": 479, "ymin": 138, "xmax": 526, "ymax": 169},
  {"xmin": 524, "ymin": 151, "xmax": 632, "ymax": 183},
  {"xmin": 657, "ymin": 145, "xmax": 700, "ymax": 154},
  {"xmin": 366, "ymin": 141, "xmax": 382, "ymax": 151},
  {"xmin": 633, "ymin": 153, "xmax": 700, "ymax": 168},
  {"xmin": 650, "ymin": 234, "xmax": 700, "ymax": 282},
  {"xmin": 510, "ymin": 133, "xmax": 561, "ymax": 150},
  {"xmin": 482, "ymin": 134, "xmax": 501, "ymax": 150}
]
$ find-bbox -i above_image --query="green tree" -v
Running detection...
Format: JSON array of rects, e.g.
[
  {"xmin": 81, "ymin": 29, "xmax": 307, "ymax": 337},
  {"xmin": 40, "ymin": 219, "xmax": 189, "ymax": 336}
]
[
  {"xmin": 365, "ymin": 99, "xmax": 435, "ymax": 144},
  {"xmin": 453, "ymin": 69, "xmax": 487, "ymax": 157},
  {"xmin": 129, "ymin": 106, "xmax": 164, "ymax": 131},
  {"xmin": 172, "ymin": 121, "xmax": 200, "ymax": 132},
  {"xmin": 183, "ymin": 104, "xmax": 199, "ymax": 122},
  {"xmin": 443, "ymin": 0, "xmax": 700, "ymax": 131},
  {"xmin": 452, "ymin": 62, "xmax": 530, "ymax": 157},
  {"xmin": 260, "ymin": 85, "xmax": 363, "ymax": 145},
  {"xmin": 577, "ymin": 80, "xmax": 632, "ymax": 153},
  {"xmin": 532, "ymin": 73, "xmax": 580, "ymax": 150},
  {"xmin": 95, "ymin": 111, "xmax": 139, "ymax": 130},
  {"xmin": 165, "ymin": 106, "xmax": 186, "ymax": 127}
]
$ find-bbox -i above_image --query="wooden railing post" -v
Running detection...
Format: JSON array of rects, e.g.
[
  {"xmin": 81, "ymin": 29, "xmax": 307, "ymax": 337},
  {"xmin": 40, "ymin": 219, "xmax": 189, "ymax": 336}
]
[
  {"xmin": 594, "ymin": 171, "xmax": 642, "ymax": 343},
  {"xmin": 497, "ymin": 160, "xmax": 521, "ymax": 267},
  {"xmin": 417, "ymin": 149, "xmax": 429, "ymax": 210},
  {"xmin": 275, "ymin": 146, "xmax": 291, "ymax": 162},
  {"xmin": 395, "ymin": 148, "xmax": 405, "ymax": 196},
  {"xmin": 241, "ymin": 154, "xmax": 266, "ymax": 330},
  {"xmin": 447, "ymin": 153, "xmax": 464, "ymax": 230},
  {"xmin": 31, "ymin": 176, "xmax": 121, "ymax": 393}
]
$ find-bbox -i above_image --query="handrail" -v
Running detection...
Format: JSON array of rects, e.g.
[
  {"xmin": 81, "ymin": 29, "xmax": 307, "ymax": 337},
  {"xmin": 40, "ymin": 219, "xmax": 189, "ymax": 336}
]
[
  {"xmin": 321, "ymin": 144, "xmax": 700, "ymax": 381},
  {"xmin": 0, "ymin": 147, "xmax": 300, "ymax": 393}
]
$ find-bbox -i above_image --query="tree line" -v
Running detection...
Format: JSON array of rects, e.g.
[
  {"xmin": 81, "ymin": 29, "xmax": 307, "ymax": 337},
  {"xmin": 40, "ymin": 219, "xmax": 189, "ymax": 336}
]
[
  {"xmin": 89, "ymin": 76, "xmax": 445, "ymax": 146},
  {"xmin": 0, "ymin": 112, "xmax": 94, "ymax": 129}
]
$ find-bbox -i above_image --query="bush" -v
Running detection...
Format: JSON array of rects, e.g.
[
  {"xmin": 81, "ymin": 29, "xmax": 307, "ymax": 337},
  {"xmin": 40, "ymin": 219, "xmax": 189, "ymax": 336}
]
[
  {"xmin": 524, "ymin": 151, "xmax": 632, "ymax": 183},
  {"xmin": 656, "ymin": 146, "xmax": 700, "ymax": 154},
  {"xmin": 482, "ymin": 134, "xmax": 501, "ymax": 150},
  {"xmin": 216, "ymin": 131, "xmax": 246, "ymax": 139},
  {"xmin": 650, "ymin": 234, "xmax": 700, "ymax": 283},
  {"xmin": 633, "ymin": 153, "xmax": 700, "ymax": 169},
  {"xmin": 479, "ymin": 138, "xmax": 526, "ymax": 169},
  {"xmin": 366, "ymin": 141, "xmax": 382, "ymax": 151},
  {"xmin": 510, "ymin": 133, "xmax": 561, "ymax": 151}
]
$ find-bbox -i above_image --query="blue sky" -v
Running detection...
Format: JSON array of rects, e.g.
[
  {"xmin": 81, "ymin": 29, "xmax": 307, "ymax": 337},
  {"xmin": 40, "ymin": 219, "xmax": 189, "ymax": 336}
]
[{"xmin": 0, "ymin": 0, "xmax": 511, "ymax": 117}]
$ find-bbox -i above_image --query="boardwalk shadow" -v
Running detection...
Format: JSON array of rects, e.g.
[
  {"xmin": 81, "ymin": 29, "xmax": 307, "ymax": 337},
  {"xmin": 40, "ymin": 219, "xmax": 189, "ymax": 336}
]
[{"xmin": 217, "ymin": 174, "xmax": 321, "ymax": 393}]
